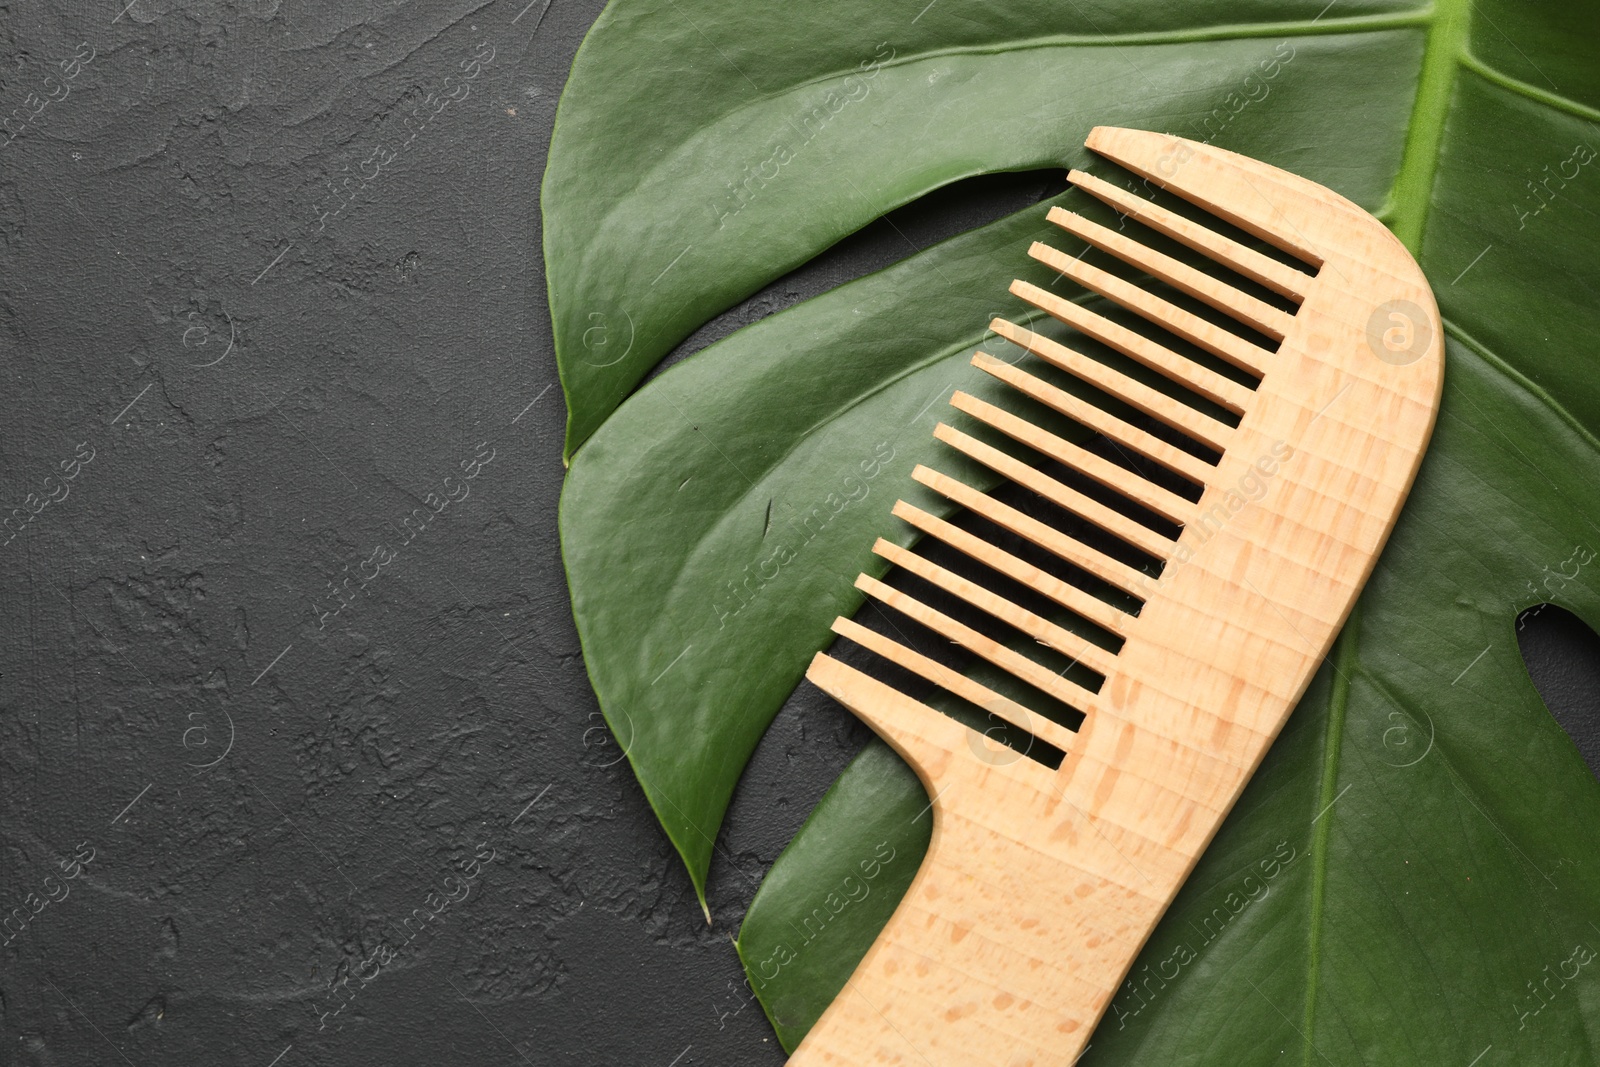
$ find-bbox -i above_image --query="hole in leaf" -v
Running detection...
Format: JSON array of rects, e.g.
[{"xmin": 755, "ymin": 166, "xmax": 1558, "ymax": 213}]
[{"xmin": 1515, "ymin": 604, "xmax": 1600, "ymax": 779}]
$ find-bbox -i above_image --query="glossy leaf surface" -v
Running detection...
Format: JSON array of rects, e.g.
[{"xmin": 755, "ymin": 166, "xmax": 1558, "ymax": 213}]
[{"xmin": 547, "ymin": 0, "xmax": 1600, "ymax": 1060}]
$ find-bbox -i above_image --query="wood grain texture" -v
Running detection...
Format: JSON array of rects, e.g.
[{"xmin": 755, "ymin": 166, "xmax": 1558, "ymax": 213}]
[{"xmin": 791, "ymin": 127, "xmax": 1444, "ymax": 1066}]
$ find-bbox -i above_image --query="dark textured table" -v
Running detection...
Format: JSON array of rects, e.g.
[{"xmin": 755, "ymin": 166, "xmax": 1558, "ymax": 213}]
[{"xmin": 2, "ymin": 3, "xmax": 1595, "ymax": 1065}]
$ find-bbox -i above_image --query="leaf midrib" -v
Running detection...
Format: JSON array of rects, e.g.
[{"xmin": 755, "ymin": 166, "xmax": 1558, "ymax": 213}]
[
  {"xmin": 1385, "ymin": 0, "xmax": 1474, "ymax": 251},
  {"xmin": 1298, "ymin": 0, "xmax": 1473, "ymax": 1058},
  {"xmin": 1309, "ymin": 6, "xmax": 1600, "ymax": 1051},
  {"xmin": 1301, "ymin": 608, "xmax": 1358, "ymax": 1066}
]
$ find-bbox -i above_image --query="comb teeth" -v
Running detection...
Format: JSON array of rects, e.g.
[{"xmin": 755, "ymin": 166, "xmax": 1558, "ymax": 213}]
[
  {"xmin": 796, "ymin": 126, "xmax": 1445, "ymax": 1067},
  {"xmin": 828, "ymin": 616, "xmax": 1079, "ymax": 755},
  {"xmin": 947, "ymin": 391, "xmax": 1194, "ymax": 527},
  {"xmin": 1008, "ymin": 278, "xmax": 1252, "ymax": 413},
  {"xmin": 872, "ymin": 538, "xmax": 1119, "ymax": 677},
  {"xmin": 1027, "ymin": 240, "xmax": 1273, "ymax": 377},
  {"xmin": 912, "ymin": 465, "xmax": 1148, "ymax": 597},
  {"xmin": 821, "ymin": 135, "xmax": 1328, "ymax": 773},
  {"xmin": 932, "ymin": 423, "xmax": 1175, "ymax": 560},
  {"xmin": 988, "ymin": 317, "xmax": 1233, "ymax": 453},
  {"xmin": 970, "ymin": 353, "xmax": 1213, "ymax": 486},
  {"xmin": 1083, "ymin": 125, "xmax": 1326, "ymax": 266},
  {"xmin": 1045, "ymin": 206, "xmax": 1296, "ymax": 341},
  {"xmin": 890, "ymin": 500, "xmax": 1132, "ymax": 638},
  {"xmin": 853, "ymin": 573, "xmax": 1098, "ymax": 712},
  {"xmin": 1066, "ymin": 168, "xmax": 1314, "ymax": 300}
]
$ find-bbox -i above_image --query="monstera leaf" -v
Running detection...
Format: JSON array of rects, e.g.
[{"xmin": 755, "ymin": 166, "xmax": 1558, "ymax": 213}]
[{"xmin": 547, "ymin": 0, "xmax": 1600, "ymax": 1061}]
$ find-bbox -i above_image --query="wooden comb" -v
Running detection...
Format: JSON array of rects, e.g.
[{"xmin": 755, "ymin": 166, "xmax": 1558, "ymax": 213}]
[{"xmin": 792, "ymin": 127, "xmax": 1443, "ymax": 1065}]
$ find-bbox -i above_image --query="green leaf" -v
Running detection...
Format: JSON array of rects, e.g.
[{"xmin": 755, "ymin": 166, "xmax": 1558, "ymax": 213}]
[
  {"xmin": 1070, "ymin": 342, "xmax": 1600, "ymax": 1064},
  {"xmin": 554, "ymin": 1, "xmax": 1426, "ymax": 904},
  {"xmin": 548, "ymin": 0, "xmax": 1600, "ymax": 1060},
  {"xmin": 558, "ymin": 196, "xmax": 1081, "ymax": 905},
  {"xmin": 542, "ymin": 2, "xmax": 1425, "ymax": 457},
  {"xmin": 733, "ymin": 739, "xmax": 932, "ymax": 1050},
  {"xmin": 740, "ymin": 338, "xmax": 1600, "ymax": 1057}
]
